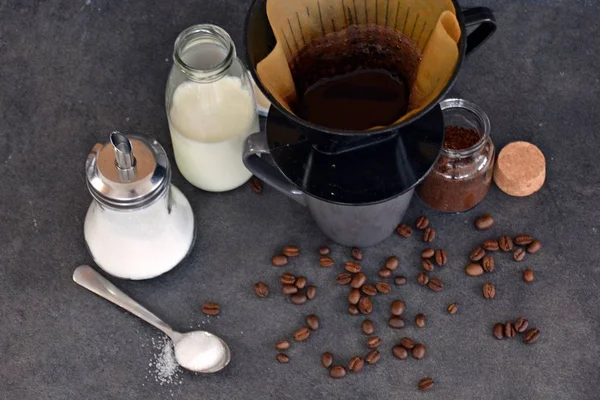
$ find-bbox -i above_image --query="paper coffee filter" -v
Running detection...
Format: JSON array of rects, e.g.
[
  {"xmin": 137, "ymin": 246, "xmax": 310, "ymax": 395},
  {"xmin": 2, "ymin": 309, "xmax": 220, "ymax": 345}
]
[{"xmin": 257, "ymin": 0, "xmax": 461, "ymax": 129}]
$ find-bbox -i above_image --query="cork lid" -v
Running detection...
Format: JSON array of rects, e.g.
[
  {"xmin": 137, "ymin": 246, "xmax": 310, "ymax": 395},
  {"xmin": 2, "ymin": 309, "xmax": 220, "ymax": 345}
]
[{"xmin": 493, "ymin": 141, "xmax": 546, "ymax": 197}]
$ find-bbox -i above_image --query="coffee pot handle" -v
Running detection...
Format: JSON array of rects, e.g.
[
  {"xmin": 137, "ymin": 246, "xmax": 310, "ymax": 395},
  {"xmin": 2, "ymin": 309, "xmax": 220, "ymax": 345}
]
[
  {"xmin": 463, "ymin": 7, "xmax": 497, "ymax": 55},
  {"xmin": 243, "ymin": 132, "xmax": 306, "ymax": 206}
]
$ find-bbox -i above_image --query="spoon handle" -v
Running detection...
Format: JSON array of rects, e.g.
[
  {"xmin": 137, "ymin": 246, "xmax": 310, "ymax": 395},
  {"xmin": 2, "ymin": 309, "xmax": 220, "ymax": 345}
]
[{"xmin": 73, "ymin": 265, "xmax": 180, "ymax": 341}]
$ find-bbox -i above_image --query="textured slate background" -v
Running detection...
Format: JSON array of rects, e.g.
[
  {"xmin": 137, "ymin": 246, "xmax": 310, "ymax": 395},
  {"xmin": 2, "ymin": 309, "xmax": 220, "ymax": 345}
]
[{"xmin": 1, "ymin": 0, "xmax": 599, "ymax": 399}]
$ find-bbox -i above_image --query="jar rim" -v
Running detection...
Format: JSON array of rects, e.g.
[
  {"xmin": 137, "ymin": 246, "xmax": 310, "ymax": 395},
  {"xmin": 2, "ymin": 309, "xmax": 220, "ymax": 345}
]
[{"xmin": 439, "ymin": 98, "xmax": 491, "ymax": 157}]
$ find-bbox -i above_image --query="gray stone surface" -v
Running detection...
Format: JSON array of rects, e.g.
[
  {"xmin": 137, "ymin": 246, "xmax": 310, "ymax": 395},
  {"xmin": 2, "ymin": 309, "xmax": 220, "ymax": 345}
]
[{"xmin": 1, "ymin": 0, "xmax": 599, "ymax": 399}]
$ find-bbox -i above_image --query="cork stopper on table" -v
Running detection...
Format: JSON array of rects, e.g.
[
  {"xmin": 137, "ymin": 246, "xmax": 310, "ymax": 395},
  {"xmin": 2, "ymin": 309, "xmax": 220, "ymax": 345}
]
[{"xmin": 493, "ymin": 141, "xmax": 546, "ymax": 197}]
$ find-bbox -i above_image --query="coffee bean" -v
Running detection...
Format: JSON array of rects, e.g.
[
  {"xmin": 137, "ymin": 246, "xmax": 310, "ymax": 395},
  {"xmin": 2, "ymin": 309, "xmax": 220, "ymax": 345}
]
[
  {"xmin": 504, "ymin": 321, "xmax": 516, "ymax": 338},
  {"xmin": 362, "ymin": 285, "xmax": 377, "ymax": 296},
  {"xmin": 412, "ymin": 344, "xmax": 426, "ymax": 360},
  {"xmin": 418, "ymin": 377, "xmax": 434, "ymax": 392},
  {"xmin": 447, "ymin": 302, "xmax": 458, "ymax": 315},
  {"xmin": 428, "ymin": 278, "xmax": 443, "ymax": 292},
  {"xmin": 466, "ymin": 263, "xmax": 485, "ymax": 277},
  {"xmin": 293, "ymin": 327, "xmax": 310, "ymax": 342},
  {"xmin": 514, "ymin": 234, "xmax": 534, "ymax": 245},
  {"xmin": 280, "ymin": 272, "xmax": 296, "ymax": 285},
  {"xmin": 482, "ymin": 256, "xmax": 495, "ymax": 273},
  {"xmin": 376, "ymin": 282, "xmax": 392, "ymax": 294},
  {"xmin": 202, "ymin": 302, "xmax": 220, "ymax": 316},
  {"xmin": 513, "ymin": 248, "xmax": 526, "ymax": 261},
  {"xmin": 358, "ymin": 297, "xmax": 373, "ymax": 314},
  {"xmin": 523, "ymin": 328, "xmax": 540, "ymax": 344},
  {"xmin": 475, "ymin": 214, "xmax": 495, "ymax": 230},
  {"xmin": 351, "ymin": 247, "xmax": 363, "ymax": 261},
  {"xmin": 276, "ymin": 353, "xmax": 289, "ymax": 363},
  {"xmin": 396, "ymin": 224, "xmax": 412, "ymax": 238},
  {"xmin": 394, "ymin": 276, "xmax": 407, "ymax": 285},
  {"xmin": 499, "ymin": 236, "xmax": 514, "ymax": 252},
  {"xmin": 399, "ymin": 337, "xmax": 416, "ymax": 349},
  {"xmin": 272, "ymin": 254, "xmax": 288, "ymax": 267},
  {"xmin": 417, "ymin": 273, "xmax": 429, "ymax": 285},
  {"xmin": 254, "ymin": 282, "xmax": 269, "ymax": 298},
  {"xmin": 348, "ymin": 356, "xmax": 364, "ymax": 373},
  {"xmin": 321, "ymin": 352, "xmax": 333, "ymax": 368},
  {"xmin": 283, "ymin": 245, "xmax": 299, "ymax": 257},
  {"xmin": 493, "ymin": 323, "xmax": 504, "ymax": 340},
  {"xmin": 348, "ymin": 305, "xmax": 359, "ymax": 315},
  {"xmin": 392, "ymin": 345, "xmax": 409, "ymax": 360},
  {"xmin": 365, "ymin": 350, "xmax": 381, "ymax": 364},
  {"xmin": 294, "ymin": 276, "xmax": 307, "ymax": 290},
  {"xmin": 306, "ymin": 315, "xmax": 319, "ymax": 331},
  {"xmin": 348, "ymin": 289, "xmax": 361, "ymax": 305},
  {"xmin": 282, "ymin": 284, "xmax": 298, "ymax": 295},
  {"xmin": 306, "ymin": 285, "xmax": 317, "ymax": 300},
  {"xmin": 415, "ymin": 313, "xmax": 426, "ymax": 328},
  {"xmin": 378, "ymin": 267, "xmax": 392, "ymax": 278},
  {"xmin": 527, "ymin": 240, "xmax": 542, "ymax": 254},
  {"xmin": 421, "ymin": 248, "xmax": 435, "ymax": 259},
  {"xmin": 350, "ymin": 272, "xmax": 367, "ymax": 289},
  {"xmin": 421, "ymin": 259, "xmax": 435, "ymax": 272},
  {"xmin": 423, "ymin": 227, "xmax": 436, "ymax": 243},
  {"xmin": 435, "ymin": 249, "xmax": 448, "ymax": 266},
  {"xmin": 275, "ymin": 340, "xmax": 290, "ymax": 351},
  {"xmin": 250, "ymin": 176, "xmax": 262, "ymax": 193},
  {"xmin": 390, "ymin": 300, "xmax": 405, "ymax": 316},
  {"xmin": 329, "ymin": 366, "xmax": 346, "ymax": 379},
  {"xmin": 514, "ymin": 317, "xmax": 529, "ymax": 333},
  {"xmin": 320, "ymin": 255, "xmax": 334, "ymax": 267},
  {"xmin": 482, "ymin": 282, "xmax": 495, "ymax": 299},
  {"xmin": 366, "ymin": 336, "xmax": 381, "ymax": 348},
  {"xmin": 291, "ymin": 293, "xmax": 308, "ymax": 305},
  {"xmin": 483, "ymin": 239, "xmax": 500, "ymax": 251},
  {"xmin": 523, "ymin": 269, "xmax": 534, "ymax": 283},
  {"xmin": 345, "ymin": 261, "xmax": 361, "ymax": 273},
  {"xmin": 362, "ymin": 319, "xmax": 374, "ymax": 335},
  {"xmin": 319, "ymin": 246, "xmax": 330, "ymax": 255},
  {"xmin": 388, "ymin": 317, "xmax": 406, "ymax": 329},
  {"xmin": 336, "ymin": 272, "xmax": 352, "ymax": 285},
  {"xmin": 470, "ymin": 247, "xmax": 486, "ymax": 261},
  {"xmin": 415, "ymin": 216, "xmax": 430, "ymax": 230},
  {"xmin": 385, "ymin": 256, "xmax": 399, "ymax": 271}
]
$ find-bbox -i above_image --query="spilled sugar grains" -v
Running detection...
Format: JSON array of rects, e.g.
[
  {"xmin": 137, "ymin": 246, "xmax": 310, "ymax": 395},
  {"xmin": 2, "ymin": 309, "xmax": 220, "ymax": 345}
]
[{"xmin": 148, "ymin": 336, "xmax": 182, "ymax": 386}]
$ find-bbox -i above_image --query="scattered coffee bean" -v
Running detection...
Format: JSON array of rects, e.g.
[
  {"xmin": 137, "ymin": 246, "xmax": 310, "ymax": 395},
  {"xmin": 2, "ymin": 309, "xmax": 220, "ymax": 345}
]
[
  {"xmin": 523, "ymin": 328, "xmax": 540, "ymax": 344},
  {"xmin": 254, "ymin": 282, "xmax": 269, "ymax": 298},
  {"xmin": 523, "ymin": 269, "xmax": 534, "ymax": 283},
  {"xmin": 358, "ymin": 297, "xmax": 373, "ymax": 314},
  {"xmin": 280, "ymin": 272, "xmax": 296, "ymax": 285},
  {"xmin": 504, "ymin": 321, "xmax": 516, "ymax": 338},
  {"xmin": 483, "ymin": 239, "xmax": 500, "ymax": 251},
  {"xmin": 378, "ymin": 267, "xmax": 392, "ymax": 278},
  {"xmin": 527, "ymin": 240, "xmax": 542, "ymax": 254},
  {"xmin": 376, "ymin": 282, "xmax": 392, "ymax": 294},
  {"xmin": 482, "ymin": 282, "xmax": 496, "ymax": 299},
  {"xmin": 447, "ymin": 302, "xmax": 458, "ymax": 315},
  {"xmin": 306, "ymin": 315, "xmax": 319, "ymax": 331},
  {"xmin": 275, "ymin": 340, "xmax": 290, "ymax": 351},
  {"xmin": 421, "ymin": 259, "xmax": 435, "ymax": 272},
  {"xmin": 435, "ymin": 249, "xmax": 448, "ymax": 266},
  {"xmin": 350, "ymin": 272, "xmax": 367, "ymax": 289},
  {"xmin": 499, "ymin": 236, "xmax": 514, "ymax": 252},
  {"xmin": 392, "ymin": 345, "xmax": 409, "ymax": 360},
  {"xmin": 306, "ymin": 285, "xmax": 317, "ymax": 300},
  {"xmin": 329, "ymin": 366, "xmax": 346, "ymax": 379},
  {"xmin": 319, "ymin": 246, "xmax": 330, "ymax": 255},
  {"xmin": 423, "ymin": 227, "xmax": 436, "ymax": 243},
  {"xmin": 513, "ymin": 248, "xmax": 526, "ymax": 261},
  {"xmin": 294, "ymin": 276, "xmax": 307, "ymax": 289},
  {"xmin": 421, "ymin": 248, "xmax": 435, "ymax": 259},
  {"xmin": 428, "ymin": 278, "xmax": 443, "ymax": 292},
  {"xmin": 412, "ymin": 344, "xmax": 426, "ymax": 360},
  {"xmin": 514, "ymin": 317, "xmax": 529, "ymax": 333},
  {"xmin": 385, "ymin": 256, "xmax": 400, "ymax": 270},
  {"xmin": 366, "ymin": 336, "xmax": 382, "ymax": 348},
  {"xmin": 397, "ymin": 224, "xmax": 412, "ymax": 238},
  {"xmin": 415, "ymin": 216, "xmax": 430, "ymax": 230},
  {"xmin": 272, "ymin": 254, "xmax": 288, "ymax": 267},
  {"xmin": 362, "ymin": 284, "xmax": 377, "ymax": 296},
  {"xmin": 466, "ymin": 263, "xmax": 485, "ymax": 277},
  {"xmin": 394, "ymin": 276, "xmax": 407, "ymax": 285},
  {"xmin": 348, "ymin": 305, "xmax": 359, "ymax": 315},
  {"xmin": 348, "ymin": 356, "xmax": 364, "ymax": 373},
  {"xmin": 514, "ymin": 234, "xmax": 534, "ymax": 246},
  {"xmin": 348, "ymin": 289, "xmax": 361, "ymax": 305},
  {"xmin": 336, "ymin": 272, "xmax": 352, "ymax": 285},
  {"xmin": 418, "ymin": 377, "xmax": 434, "ymax": 392},
  {"xmin": 250, "ymin": 176, "xmax": 262, "ymax": 193},
  {"xmin": 482, "ymin": 256, "xmax": 495, "ymax": 273},
  {"xmin": 351, "ymin": 247, "xmax": 363, "ymax": 261},
  {"xmin": 362, "ymin": 319, "xmax": 374, "ymax": 335},
  {"xmin": 276, "ymin": 353, "xmax": 289, "ymax": 364},
  {"xmin": 320, "ymin": 255, "xmax": 334, "ymax": 267},
  {"xmin": 475, "ymin": 214, "xmax": 495, "ymax": 230},
  {"xmin": 417, "ymin": 273, "xmax": 429, "ymax": 285},
  {"xmin": 283, "ymin": 245, "xmax": 299, "ymax": 257},
  {"xmin": 282, "ymin": 284, "xmax": 298, "ymax": 295},
  {"xmin": 400, "ymin": 337, "xmax": 416, "ymax": 349},
  {"xmin": 365, "ymin": 350, "xmax": 381, "ymax": 364},
  {"xmin": 493, "ymin": 323, "xmax": 504, "ymax": 340},
  {"xmin": 291, "ymin": 293, "xmax": 308, "ymax": 305},
  {"xmin": 470, "ymin": 247, "xmax": 486, "ymax": 261},
  {"xmin": 390, "ymin": 300, "xmax": 405, "ymax": 316},
  {"xmin": 321, "ymin": 352, "xmax": 333, "ymax": 368},
  {"xmin": 293, "ymin": 327, "xmax": 310, "ymax": 342},
  {"xmin": 202, "ymin": 302, "xmax": 220, "ymax": 316},
  {"xmin": 345, "ymin": 261, "xmax": 361, "ymax": 273},
  {"xmin": 415, "ymin": 313, "xmax": 426, "ymax": 328},
  {"xmin": 388, "ymin": 317, "xmax": 406, "ymax": 329}
]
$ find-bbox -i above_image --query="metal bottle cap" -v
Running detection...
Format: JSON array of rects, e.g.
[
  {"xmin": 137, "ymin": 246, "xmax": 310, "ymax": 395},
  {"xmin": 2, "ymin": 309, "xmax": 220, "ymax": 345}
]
[{"xmin": 86, "ymin": 132, "xmax": 171, "ymax": 210}]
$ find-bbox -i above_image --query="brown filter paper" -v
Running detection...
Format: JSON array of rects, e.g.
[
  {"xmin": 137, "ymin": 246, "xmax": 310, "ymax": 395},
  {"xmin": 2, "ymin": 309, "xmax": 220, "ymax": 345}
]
[{"xmin": 257, "ymin": 0, "xmax": 461, "ymax": 129}]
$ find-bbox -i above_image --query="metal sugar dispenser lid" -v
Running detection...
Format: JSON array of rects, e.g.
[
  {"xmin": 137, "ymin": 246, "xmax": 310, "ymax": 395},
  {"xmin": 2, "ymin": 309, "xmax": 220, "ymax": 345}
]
[{"xmin": 86, "ymin": 132, "xmax": 171, "ymax": 210}]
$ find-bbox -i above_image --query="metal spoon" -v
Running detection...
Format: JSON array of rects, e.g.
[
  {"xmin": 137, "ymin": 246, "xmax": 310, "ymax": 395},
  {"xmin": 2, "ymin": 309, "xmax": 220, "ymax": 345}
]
[{"xmin": 73, "ymin": 265, "xmax": 231, "ymax": 373}]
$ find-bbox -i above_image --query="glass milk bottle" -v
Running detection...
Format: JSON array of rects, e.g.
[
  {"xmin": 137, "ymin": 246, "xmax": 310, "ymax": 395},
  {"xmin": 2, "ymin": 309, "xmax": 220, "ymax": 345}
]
[{"xmin": 166, "ymin": 24, "xmax": 259, "ymax": 192}]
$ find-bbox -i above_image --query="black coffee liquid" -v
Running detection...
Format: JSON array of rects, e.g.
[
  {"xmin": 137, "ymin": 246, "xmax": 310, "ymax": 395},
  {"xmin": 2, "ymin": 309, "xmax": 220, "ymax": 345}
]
[{"xmin": 298, "ymin": 69, "xmax": 409, "ymax": 131}]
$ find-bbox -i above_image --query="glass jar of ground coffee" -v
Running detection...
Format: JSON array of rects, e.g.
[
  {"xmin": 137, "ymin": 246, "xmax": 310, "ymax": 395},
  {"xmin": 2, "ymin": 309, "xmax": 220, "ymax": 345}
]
[{"xmin": 417, "ymin": 99, "xmax": 494, "ymax": 213}]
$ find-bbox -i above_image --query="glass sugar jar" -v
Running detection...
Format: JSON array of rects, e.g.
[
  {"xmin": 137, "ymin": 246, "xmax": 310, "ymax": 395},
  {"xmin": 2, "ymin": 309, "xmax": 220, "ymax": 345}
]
[
  {"xmin": 417, "ymin": 99, "xmax": 495, "ymax": 213},
  {"xmin": 84, "ymin": 132, "xmax": 195, "ymax": 280}
]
